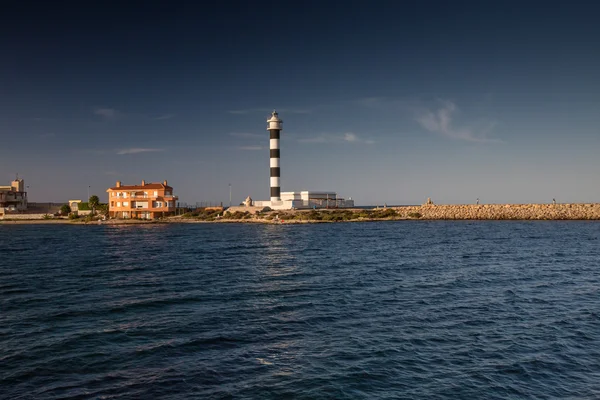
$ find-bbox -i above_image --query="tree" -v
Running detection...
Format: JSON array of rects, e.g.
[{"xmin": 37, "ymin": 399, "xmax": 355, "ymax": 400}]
[
  {"xmin": 97, "ymin": 203, "xmax": 108, "ymax": 216},
  {"xmin": 89, "ymin": 195, "xmax": 100, "ymax": 215},
  {"xmin": 60, "ymin": 204, "xmax": 71, "ymax": 215}
]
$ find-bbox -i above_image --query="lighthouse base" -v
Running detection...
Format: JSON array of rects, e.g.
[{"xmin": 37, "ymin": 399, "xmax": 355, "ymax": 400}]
[{"xmin": 252, "ymin": 191, "xmax": 354, "ymax": 210}]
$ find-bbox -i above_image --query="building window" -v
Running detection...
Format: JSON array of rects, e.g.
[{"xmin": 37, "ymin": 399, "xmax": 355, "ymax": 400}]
[
  {"xmin": 117, "ymin": 202, "xmax": 121, "ymax": 207},
  {"xmin": 123, "ymin": 202, "xmax": 128, "ymax": 206},
  {"xmin": 111, "ymin": 201, "xmax": 114, "ymax": 207},
  {"xmin": 154, "ymin": 191, "xmax": 158, "ymax": 197}
]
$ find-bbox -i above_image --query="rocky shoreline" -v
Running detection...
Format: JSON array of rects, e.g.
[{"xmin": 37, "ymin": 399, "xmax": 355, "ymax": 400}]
[
  {"xmin": 2, "ymin": 203, "xmax": 600, "ymax": 224},
  {"xmin": 393, "ymin": 203, "xmax": 600, "ymax": 220}
]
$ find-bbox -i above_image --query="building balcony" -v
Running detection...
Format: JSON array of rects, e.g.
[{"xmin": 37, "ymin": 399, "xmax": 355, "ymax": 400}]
[
  {"xmin": 113, "ymin": 194, "xmax": 178, "ymax": 200},
  {"xmin": 110, "ymin": 204, "xmax": 176, "ymax": 211}
]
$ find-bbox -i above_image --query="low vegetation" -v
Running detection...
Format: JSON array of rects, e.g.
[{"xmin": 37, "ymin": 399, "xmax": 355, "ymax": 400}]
[
  {"xmin": 188, "ymin": 208, "xmax": 405, "ymax": 223},
  {"xmin": 173, "ymin": 206, "xmax": 429, "ymax": 223},
  {"xmin": 60, "ymin": 204, "xmax": 71, "ymax": 215},
  {"xmin": 181, "ymin": 207, "xmax": 224, "ymax": 221}
]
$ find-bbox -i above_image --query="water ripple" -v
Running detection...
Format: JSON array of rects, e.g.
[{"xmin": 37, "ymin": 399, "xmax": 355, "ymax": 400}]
[{"xmin": 1, "ymin": 222, "xmax": 600, "ymax": 399}]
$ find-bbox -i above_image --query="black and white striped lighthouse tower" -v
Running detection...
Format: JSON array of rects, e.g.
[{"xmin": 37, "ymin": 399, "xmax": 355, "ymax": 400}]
[{"xmin": 267, "ymin": 110, "xmax": 283, "ymax": 203}]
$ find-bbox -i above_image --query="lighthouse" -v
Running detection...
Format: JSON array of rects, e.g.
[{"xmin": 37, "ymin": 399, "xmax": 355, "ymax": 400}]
[
  {"xmin": 248, "ymin": 111, "xmax": 354, "ymax": 211},
  {"xmin": 267, "ymin": 110, "xmax": 282, "ymax": 203}
]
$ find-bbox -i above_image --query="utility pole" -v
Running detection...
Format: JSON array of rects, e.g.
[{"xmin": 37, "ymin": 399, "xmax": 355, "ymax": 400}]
[{"xmin": 87, "ymin": 185, "xmax": 90, "ymax": 201}]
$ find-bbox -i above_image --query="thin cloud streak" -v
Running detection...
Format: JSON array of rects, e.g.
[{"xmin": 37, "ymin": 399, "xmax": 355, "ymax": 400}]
[
  {"xmin": 116, "ymin": 148, "xmax": 165, "ymax": 155},
  {"xmin": 94, "ymin": 107, "xmax": 119, "ymax": 119},
  {"xmin": 228, "ymin": 108, "xmax": 312, "ymax": 115},
  {"xmin": 298, "ymin": 132, "xmax": 374, "ymax": 145},
  {"xmin": 230, "ymin": 132, "xmax": 264, "ymax": 139},
  {"xmin": 298, "ymin": 136, "xmax": 328, "ymax": 143},
  {"xmin": 343, "ymin": 133, "xmax": 358, "ymax": 142},
  {"xmin": 154, "ymin": 114, "xmax": 174, "ymax": 120},
  {"xmin": 238, "ymin": 145, "xmax": 263, "ymax": 151},
  {"xmin": 416, "ymin": 100, "xmax": 500, "ymax": 143}
]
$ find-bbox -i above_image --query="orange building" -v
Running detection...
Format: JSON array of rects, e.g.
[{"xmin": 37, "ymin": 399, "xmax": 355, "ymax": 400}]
[{"xmin": 106, "ymin": 180, "xmax": 178, "ymax": 219}]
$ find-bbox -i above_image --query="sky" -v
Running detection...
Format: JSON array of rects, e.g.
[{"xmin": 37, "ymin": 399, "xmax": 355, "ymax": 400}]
[{"xmin": 1, "ymin": 1, "xmax": 599, "ymax": 205}]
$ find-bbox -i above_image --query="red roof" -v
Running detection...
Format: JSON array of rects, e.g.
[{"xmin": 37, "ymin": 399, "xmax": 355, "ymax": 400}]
[{"xmin": 107, "ymin": 183, "xmax": 173, "ymax": 191}]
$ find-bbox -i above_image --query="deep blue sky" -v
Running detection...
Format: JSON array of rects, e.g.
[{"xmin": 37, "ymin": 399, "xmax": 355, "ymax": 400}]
[{"xmin": 1, "ymin": 1, "xmax": 599, "ymax": 205}]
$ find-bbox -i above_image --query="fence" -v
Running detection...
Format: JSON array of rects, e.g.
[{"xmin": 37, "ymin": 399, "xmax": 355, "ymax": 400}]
[
  {"xmin": 22, "ymin": 202, "xmax": 64, "ymax": 214},
  {"xmin": 175, "ymin": 202, "xmax": 225, "ymax": 215}
]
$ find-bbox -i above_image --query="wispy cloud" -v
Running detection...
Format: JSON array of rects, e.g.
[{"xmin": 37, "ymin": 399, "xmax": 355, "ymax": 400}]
[
  {"xmin": 416, "ymin": 100, "xmax": 500, "ymax": 143},
  {"xmin": 354, "ymin": 96, "xmax": 413, "ymax": 109},
  {"xmin": 238, "ymin": 145, "xmax": 263, "ymax": 151},
  {"xmin": 94, "ymin": 107, "xmax": 119, "ymax": 119},
  {"xmin": 298, "ymin": 132, "xmax": 374, "ymax": 145},
  {"xmin": 228, "ymin": 108, "xmax": 312, "ymax": 115},
  {"xmin": 116, "ymin": 148, "xmax": 165, "ymax": 155},
  {"xmin": 230, "ymin": 132, "xmax": 264, "ymax": 139},
  {"xmin": 298, "ymin": 136, "xmax": 328, "ymax": 143},
  {"xmin": 355, "ymin": 97, "xmax": 387, "ymax": 107},
  {"xmin": 154, "ymin": 114, "xmax": 174, "ymax": 120},
  {"xmin": 278, "ymin": 108, "xmax": 312, "ymax": 114},
  {"xmin": 343, "ymin": 133, "xmax": 358, "ymax": 142}
]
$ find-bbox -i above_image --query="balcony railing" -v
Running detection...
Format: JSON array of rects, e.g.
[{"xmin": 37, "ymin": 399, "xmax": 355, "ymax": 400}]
[
  {"xmin": 113, "ymin": 194, "xmax": 178, "ymax": 200},
  {"xmin": 111, "ymin": 205, "xmax": 176, "ymax": 210}
]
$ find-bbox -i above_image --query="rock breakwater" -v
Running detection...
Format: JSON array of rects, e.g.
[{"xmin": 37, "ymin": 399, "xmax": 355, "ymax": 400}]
[{"xmin": 393, "ymin": 203, "xmax": 600, "ymax": 220}]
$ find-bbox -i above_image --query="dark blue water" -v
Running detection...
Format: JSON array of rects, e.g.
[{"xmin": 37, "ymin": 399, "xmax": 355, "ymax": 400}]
[{"xmin": 1, "ymin": 222, "xmax": 600, "ymax": 399}]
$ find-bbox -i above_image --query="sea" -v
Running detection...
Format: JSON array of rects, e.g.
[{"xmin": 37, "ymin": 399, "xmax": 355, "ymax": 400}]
[{"xmin": 1, "ymin": 221, "xmax": 600, "ymax": 399}]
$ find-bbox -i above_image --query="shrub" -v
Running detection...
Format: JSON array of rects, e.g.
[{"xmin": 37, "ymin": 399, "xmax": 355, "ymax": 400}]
[
  {"xmin": 408, "ymin": 212, "xmax": 422, "ymax": 219},
  {"xmin": 60, "ymin": 204, "xmax": 71, "ymax": 215},
  {"xmin": 42, "ymin": 214, "xmax": 52, "ymax": 220},
  {"xmin": 97, "ymin": 204, "xmax": 109, "ymax": 216},
  {"xmin": 226, "ymin": 211, "xmax": 248, "ymax": 220},
  {"xmin": 321, "ymin": 212, "xmax": 343, "ymax": 222},
  {"xmin": 371, "ymin": 209, "xmax": 397, "ymax": 219},
  {"xmin": 68, "ymin": 213, "xmax": 79, "ymax": 220}
]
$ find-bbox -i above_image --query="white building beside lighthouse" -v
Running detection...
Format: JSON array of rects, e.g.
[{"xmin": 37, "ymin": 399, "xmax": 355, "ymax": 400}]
[{"xmin": 252, "ymin": 111, "xmax": 354, "ymax": 210}]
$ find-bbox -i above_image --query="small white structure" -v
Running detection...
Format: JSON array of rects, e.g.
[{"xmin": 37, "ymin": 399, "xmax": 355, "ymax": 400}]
[{"xmin": 254, "ymin": 191, "xmax": 354, "ymax": 210}]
